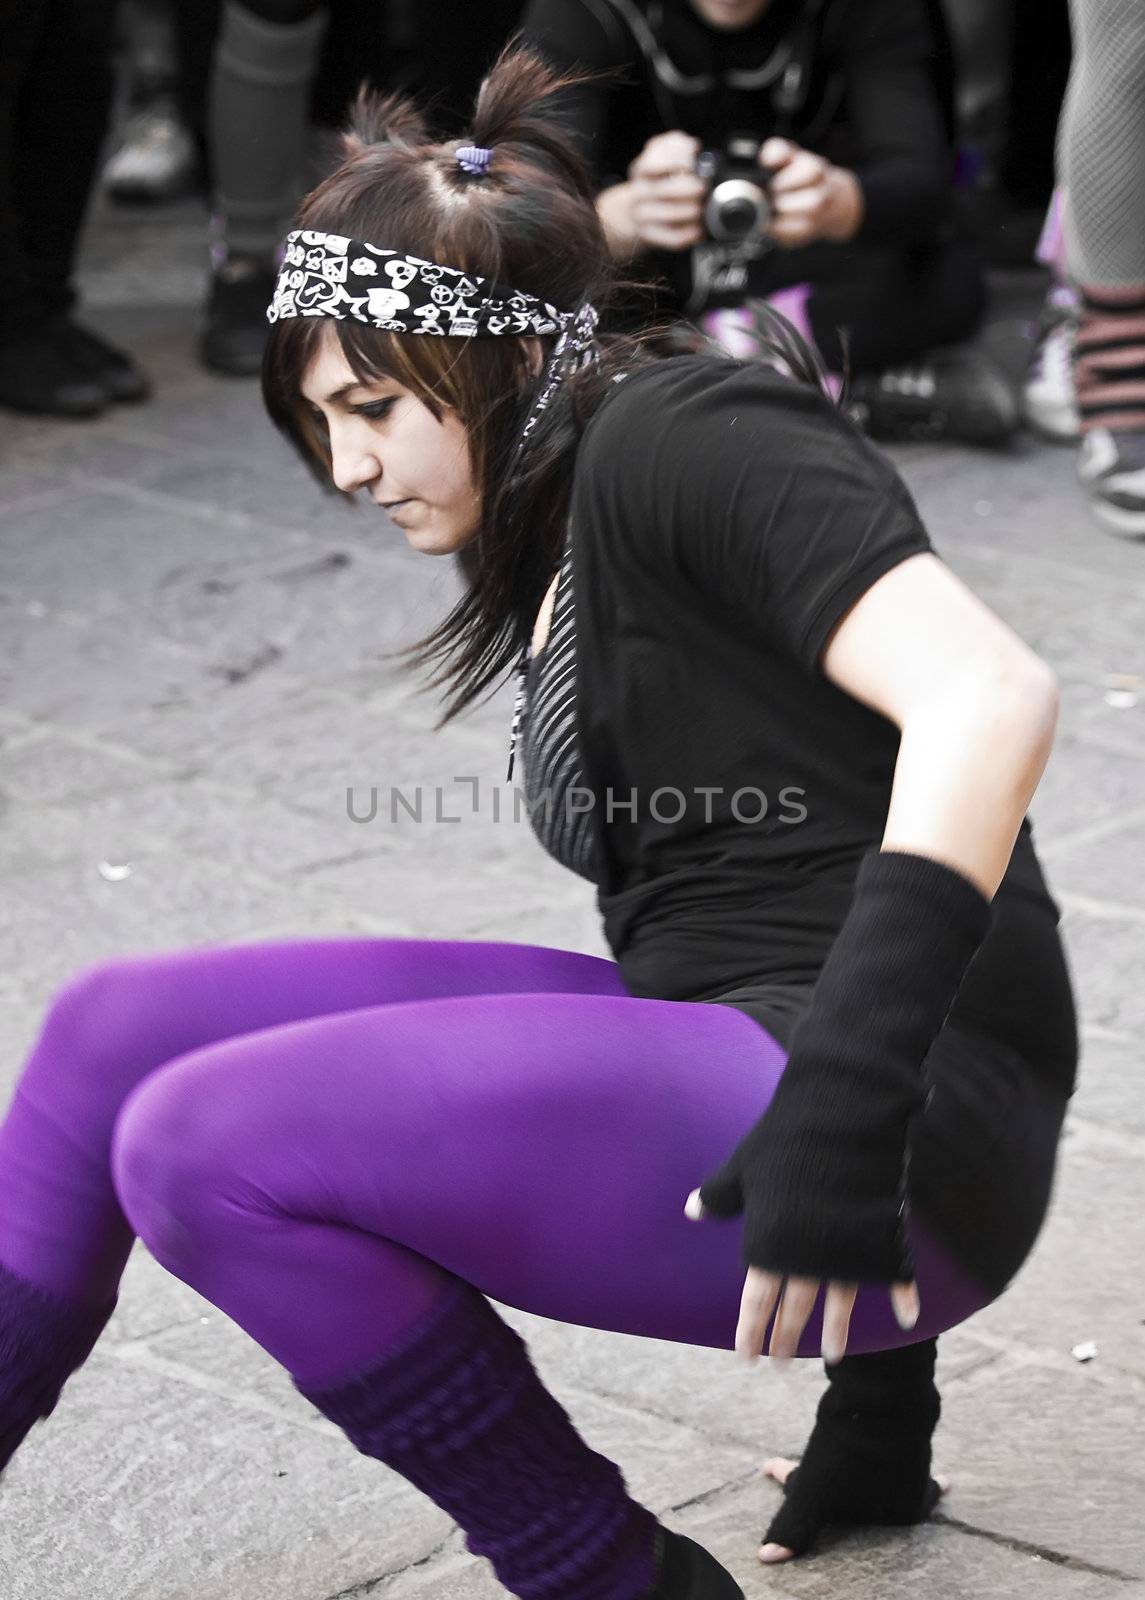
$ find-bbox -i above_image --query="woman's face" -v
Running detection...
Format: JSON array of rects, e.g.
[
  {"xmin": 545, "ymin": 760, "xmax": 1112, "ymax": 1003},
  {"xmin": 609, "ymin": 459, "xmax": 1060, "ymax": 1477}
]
[{"xmin": 299, "ymin": 327, "xmax": 481, "ymax": 556}]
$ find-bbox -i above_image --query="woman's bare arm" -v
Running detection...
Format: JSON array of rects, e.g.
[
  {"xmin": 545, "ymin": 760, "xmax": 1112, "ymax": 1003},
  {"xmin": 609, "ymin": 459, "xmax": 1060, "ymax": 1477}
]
[{"xmin": 818, "ymin": 552, "xmax": 1060, "ymax": 897}]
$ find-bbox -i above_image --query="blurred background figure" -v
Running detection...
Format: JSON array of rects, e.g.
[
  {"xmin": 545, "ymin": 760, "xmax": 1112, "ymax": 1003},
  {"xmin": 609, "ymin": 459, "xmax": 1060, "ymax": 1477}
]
[
  {"xmin": 943, "ymin": 0, "xmax": 1071, "ymax": 267},
  {"xmin": 1023, "ymin": 0, "xmax": 1145, "ymax": 537},
  {"xmin": 519, "ymin": 0, "xmax": 1019, "ymax": 447},
  {"xmin": 101, "ymin": 0, "xmax": 202, "ymax": 206},
  {"xmin": 0, "ymin": 0, "xmax": 151, "ymax": 418},
  {"xmin": 196, "ymin": 0, "xmax": 524, "ymax": 377}
]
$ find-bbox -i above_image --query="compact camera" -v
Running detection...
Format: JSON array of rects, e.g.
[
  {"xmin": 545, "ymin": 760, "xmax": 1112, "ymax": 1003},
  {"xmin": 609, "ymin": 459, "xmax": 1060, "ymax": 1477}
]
[
  {"xmin": 688, "ymin": 135, "xmax": 775, "ymax": 310},
  {"xmin": 697, "ymin": 135, "xmax": 773, "ymax": 245}
]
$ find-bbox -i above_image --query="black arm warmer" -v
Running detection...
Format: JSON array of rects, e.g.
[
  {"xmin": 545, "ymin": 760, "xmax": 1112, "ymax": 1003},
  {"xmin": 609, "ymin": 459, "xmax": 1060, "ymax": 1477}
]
[{"xmin": 698, "ymin": 848, "xmax": 993, "ymax": 1283}]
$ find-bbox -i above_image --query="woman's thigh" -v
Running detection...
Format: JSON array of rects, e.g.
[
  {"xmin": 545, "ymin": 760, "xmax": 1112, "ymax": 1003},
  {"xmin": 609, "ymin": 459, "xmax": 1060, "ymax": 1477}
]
[
  {"xmin": 110, "ymin": 988, "xmax": 986, "ymax": 1359},
  {"xmin": 0, "ymin": 936, "xmax": 627, "ymax": 1299},
  {"xmin": 21, "ymin": 933, "xmax": 628, "ymax": 1121}
]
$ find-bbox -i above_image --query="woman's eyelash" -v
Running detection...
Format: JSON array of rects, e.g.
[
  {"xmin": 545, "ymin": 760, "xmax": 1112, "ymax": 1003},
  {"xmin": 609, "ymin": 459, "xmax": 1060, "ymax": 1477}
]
[{"xmin": 353, "ymin": 398, "xmax": 397, "ymax": 420}]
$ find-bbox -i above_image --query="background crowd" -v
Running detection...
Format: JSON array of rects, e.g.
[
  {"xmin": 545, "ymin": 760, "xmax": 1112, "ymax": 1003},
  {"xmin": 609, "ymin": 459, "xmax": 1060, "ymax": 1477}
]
[{"xmin": 2, "ymin": 0, "xmax": 1143, "ymax": 534}]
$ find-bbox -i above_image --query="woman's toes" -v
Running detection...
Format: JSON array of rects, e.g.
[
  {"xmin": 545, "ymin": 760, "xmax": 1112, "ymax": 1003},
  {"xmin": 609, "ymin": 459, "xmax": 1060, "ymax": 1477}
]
[
  {"xmin": 761, "ymin": 1455, "xmax": 800, "ymax": 1486},
  {"xmin": 758, "ymin": 1542, "xmax": 795, "ymax": 1564}
]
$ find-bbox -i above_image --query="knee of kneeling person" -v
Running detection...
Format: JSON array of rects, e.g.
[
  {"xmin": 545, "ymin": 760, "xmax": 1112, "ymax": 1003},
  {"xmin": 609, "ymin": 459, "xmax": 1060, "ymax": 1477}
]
[{"xmin": 109, "ymin": 1063, "xmax": 242, "ymax": 1269}]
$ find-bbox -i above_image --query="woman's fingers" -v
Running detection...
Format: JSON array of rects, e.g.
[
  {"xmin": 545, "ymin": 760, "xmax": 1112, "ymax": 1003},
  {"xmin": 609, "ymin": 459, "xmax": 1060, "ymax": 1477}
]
[
  {"xmin": 768, "ymin": 1275, "xmax": 820, "ymax": 1363},
  {"xmin": 735, "ymin": 1267, "xmax": 783, "ymax": 1362},
  {"xmin": 820, "ymin": 1281, "xmax": 859, "ymax": 1365}
]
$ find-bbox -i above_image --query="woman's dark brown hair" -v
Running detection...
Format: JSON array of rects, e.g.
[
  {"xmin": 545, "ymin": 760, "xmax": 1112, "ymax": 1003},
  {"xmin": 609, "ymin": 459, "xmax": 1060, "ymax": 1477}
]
[{"xmin": 262, "ymin": 44, "xmax": 832, "ymax": 730}]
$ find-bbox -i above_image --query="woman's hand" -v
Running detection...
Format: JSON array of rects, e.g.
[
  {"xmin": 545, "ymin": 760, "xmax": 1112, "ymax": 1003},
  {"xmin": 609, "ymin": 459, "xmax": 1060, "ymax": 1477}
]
[
  {"xmin": 686, "ymin": 1189, "xmax": 920, "ymax": 1364},
  {"xmin": 760, "ymin": 136, "xmax": 865, "ymax": 248}
]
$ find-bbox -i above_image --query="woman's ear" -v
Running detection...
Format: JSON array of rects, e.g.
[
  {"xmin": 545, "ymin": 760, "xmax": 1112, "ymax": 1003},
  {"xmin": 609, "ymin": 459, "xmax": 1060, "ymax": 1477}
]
[{"xmin": 523, "ymin": 337, "xmax": 545, "ymax": 378}]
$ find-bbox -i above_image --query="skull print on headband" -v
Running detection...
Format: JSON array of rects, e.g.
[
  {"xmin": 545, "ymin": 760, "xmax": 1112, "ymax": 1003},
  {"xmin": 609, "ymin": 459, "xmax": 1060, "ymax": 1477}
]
[
  {"xmin": 267, "ymin": 229, "xmax": 588, "ymax": 340},
  {"xmin": 265, "ymin": 228, "xmax": 602, "ymax": 789}
]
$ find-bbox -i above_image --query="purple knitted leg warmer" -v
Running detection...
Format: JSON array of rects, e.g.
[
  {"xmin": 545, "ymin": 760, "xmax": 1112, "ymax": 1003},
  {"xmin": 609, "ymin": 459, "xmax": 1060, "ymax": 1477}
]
[
  {"xmin": 292, "ymin": 1277, "xmax": 661, "ymax": 1600},
  {"xmin": 0, "ymin": 1260, "xmax": 119, "ymax": 1479}
]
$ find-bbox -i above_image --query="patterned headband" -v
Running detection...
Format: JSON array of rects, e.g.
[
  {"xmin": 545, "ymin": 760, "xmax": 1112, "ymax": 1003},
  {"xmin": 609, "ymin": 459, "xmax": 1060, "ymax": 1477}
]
[
  {"xmin": 266, "ymin": 228, "xmax": 599, "ymax": 459},
  {"xmin": 267, "ymin": 229, "xmax": 588, "ymax": 340}
]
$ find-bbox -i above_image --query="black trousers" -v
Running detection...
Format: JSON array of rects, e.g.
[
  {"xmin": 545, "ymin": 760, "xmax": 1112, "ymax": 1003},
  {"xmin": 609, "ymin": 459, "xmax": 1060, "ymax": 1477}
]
[
  {"xmin": 614, "ymin": 233, "xmax": 989, "ymax": 375},
  {"xmin": 0, "ymin": 0, "xmax": 120, "ymax": 342}
]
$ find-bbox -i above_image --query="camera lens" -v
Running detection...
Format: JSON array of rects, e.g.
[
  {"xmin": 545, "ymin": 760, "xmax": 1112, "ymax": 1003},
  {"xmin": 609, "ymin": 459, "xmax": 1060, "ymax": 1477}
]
[
  {"xmin": 705, "ymin": 177, "xmax": 770, "ymax": 242},
  {"xmin": 719, "ymin": 197, "xmax": 759, "ymax": 237}
]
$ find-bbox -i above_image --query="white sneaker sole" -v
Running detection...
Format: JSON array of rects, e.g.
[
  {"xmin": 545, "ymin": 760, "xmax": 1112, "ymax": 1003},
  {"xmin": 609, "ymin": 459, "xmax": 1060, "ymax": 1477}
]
[{"xmin": 1089, "ymin": 497, "xmax": 1145, "ymax": 539}]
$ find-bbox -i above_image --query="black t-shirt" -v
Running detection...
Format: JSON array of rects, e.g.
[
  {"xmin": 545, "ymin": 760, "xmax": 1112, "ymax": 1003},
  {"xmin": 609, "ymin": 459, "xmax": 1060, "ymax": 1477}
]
[
  {"xmin": 519, "ymin": 0, "xmax": 956, "ymax": 245},
  {"xmin": 566, "ymin": 355, "xmax": 1078, "ymax": 1092}
]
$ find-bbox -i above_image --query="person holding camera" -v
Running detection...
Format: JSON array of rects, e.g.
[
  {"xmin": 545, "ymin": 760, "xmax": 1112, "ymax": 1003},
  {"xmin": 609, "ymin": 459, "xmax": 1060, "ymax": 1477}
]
[{"xmin": 520, "ymin": 0, "xmax": 1019, "ymax": 446}]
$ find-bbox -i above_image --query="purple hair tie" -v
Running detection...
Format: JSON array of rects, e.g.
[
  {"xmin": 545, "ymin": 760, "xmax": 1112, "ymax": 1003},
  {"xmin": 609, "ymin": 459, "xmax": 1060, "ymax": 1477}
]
[{"xmin": 455, "ymin": 144, "xmax": 493, "ymax": 176}]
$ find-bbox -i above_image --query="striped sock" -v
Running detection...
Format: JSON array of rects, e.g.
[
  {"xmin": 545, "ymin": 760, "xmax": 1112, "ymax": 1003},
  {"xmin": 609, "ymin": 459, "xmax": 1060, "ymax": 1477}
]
[{"xmin": 1075, "ymin": 284, "xmax": 1145, "ymax": 434}]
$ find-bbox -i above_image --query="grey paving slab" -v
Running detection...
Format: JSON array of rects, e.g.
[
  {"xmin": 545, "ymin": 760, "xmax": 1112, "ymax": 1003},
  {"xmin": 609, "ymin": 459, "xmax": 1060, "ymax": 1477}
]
[
  {"xmin": 496, "ymin": 1306, "xmax": 1000, "ymax": 1461},
  {"xmin": 0, "ymin": 771, "xmax": 380, "ymax": 883},
  {"xmin": 104, "ymin": 671, "xmax": 501, "ymax": 815},
  {"xmin": 1042, "ymin": 812, "xmax": 1145, "ymax": 909},
  {"xmin": 935, "ymin": 544, "xmax": 1145, "ymax": 697},
  {"xmin": 898, "ymin": 435, "xmax": 1143, "ymax": 583},
  {"xmin": 1057, "ymin": 905, "xmax": 1145, "ymax": 1035},
  {"xmin": 0, "ymin": 487, "xmax": 320, "ymax": 617},
  {"xmin": 934, "ymin": 1361, "xmax": 1145, "ymax": 1579},
  {"xmin": 376, "ymin": 1471, "xmax": 1143, "ymax": 1600},
  {"xmin": 133, "ymin": 542, "xmax": 441, "ymax": 688},
  {"xmin": 0, "ymin": 726, "xmax": 168, "ymax": 810},
  {"xmin": 966, "ymin": 1133, "xmax": 1145, "ymax": 1382},
  {"xmin": 0, "ymin": 1346, "xmax": 449, "ymax": 1600},
  {"xmin": 1070, "ymin": 1031, "xmax": 1145, "ymax": 1140},
  {"xmin": 0, "ymin": 841, "xmax": 416, "ymax": 1005},
  {"xmin": 0, "ymin": 592, "xmax": 231, "ymax": 732},
  {"xmin": 1030, "ymin": 730, "xmax": 1145, "ymax": 844}
]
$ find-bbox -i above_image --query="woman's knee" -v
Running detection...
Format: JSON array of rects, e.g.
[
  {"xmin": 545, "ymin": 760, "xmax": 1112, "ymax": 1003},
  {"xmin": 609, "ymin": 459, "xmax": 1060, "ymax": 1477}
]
[{"xmin": 109, "ymin": 1050, "xmax": 259, "ymax": 1272}]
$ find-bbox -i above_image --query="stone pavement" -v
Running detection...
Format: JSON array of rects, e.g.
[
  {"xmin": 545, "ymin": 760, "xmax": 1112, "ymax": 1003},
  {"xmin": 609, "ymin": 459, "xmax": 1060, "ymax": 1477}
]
[{"xmin": 1, "ymin": 194, "xmax": 1144, "ymax": 1600}]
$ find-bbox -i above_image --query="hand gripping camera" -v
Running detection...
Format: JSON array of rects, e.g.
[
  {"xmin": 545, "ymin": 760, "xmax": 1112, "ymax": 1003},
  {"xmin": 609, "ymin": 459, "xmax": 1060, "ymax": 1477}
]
[
  {"xmin": 687, "ymin": 134, "xmax": 775, "ymax": 311},
  {"xmin": 697, "ymin": 134, "xmax": 774, "ymax": 245}
]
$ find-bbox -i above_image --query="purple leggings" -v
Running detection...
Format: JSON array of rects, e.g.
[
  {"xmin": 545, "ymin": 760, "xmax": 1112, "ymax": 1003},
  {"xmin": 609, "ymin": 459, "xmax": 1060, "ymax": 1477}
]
[{"xmin": 0, "ymin": 935, "xmax": 1006, "ymax": 1390}]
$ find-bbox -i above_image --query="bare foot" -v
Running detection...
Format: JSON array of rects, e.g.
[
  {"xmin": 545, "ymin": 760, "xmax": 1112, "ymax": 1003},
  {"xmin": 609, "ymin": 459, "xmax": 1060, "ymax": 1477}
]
[{"xmin": 757, "ymin": 1456, "xmax": 951, "ymax": 1563}]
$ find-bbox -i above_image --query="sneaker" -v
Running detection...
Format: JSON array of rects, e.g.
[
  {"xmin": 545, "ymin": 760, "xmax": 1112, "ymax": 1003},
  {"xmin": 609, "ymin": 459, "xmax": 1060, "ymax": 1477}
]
[
  {"xmin": 102, "ymin": 100, "xmax": 199, "ymax": 206},
  {"xmin": 0, "ymin": 329, "xmax": 107, "ymax": 418},
  {"xmin": 845, "ymin": 348, "xmax": 1020, "ymax": 448},
  {"xmin": 1022, "ymin": 292, "xmax": 1080, "ymax": 442},
  {"xmin": 198, "ymin": 256, "xmax": 278, "ymax": 377},
  {"xmin": 52, "ymin": 319, "xmax": 152, "ymax": 404},
  {"xmin": 1077, "ymin": 428, "xmax": 1145, "ymax": 538}
]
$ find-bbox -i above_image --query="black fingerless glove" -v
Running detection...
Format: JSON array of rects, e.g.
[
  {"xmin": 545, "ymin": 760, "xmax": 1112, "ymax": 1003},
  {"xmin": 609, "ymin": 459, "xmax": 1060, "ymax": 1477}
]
[{"xmin": 697, "ymin": 848, "xmax": 993, "ymax": 1284}]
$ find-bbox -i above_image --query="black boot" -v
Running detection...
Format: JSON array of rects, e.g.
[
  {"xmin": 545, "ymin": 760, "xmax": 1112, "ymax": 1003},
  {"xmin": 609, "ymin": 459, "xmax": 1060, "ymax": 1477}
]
[
  {"xmin": 641, "ymin": 1526, "xmax": 744, "ymax": 1598},
  {"xmin": 760, "ymin": 1338, "xmax": 943, "ymax": 1559},
  {"xmin": 0, "ymin": 328, "xmax": 108, "ymax": 418},
  {"xmin": 846, "ymin": 348, "xmax": 1019, "ymax": 448},
  {"xmin": 51, "ymin": 319, "xmax": 152, "ymax": 404},
  {"xmin": 198, "ymin": 255, "xmax": 277, "ymax": 376}
]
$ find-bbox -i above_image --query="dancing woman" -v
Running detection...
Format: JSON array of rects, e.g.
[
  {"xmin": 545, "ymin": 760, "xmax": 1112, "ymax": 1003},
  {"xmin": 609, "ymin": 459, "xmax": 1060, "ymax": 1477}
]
[{"xmin": 0, "ymin": 48, "xmax": 1077, "ymax": 1600}]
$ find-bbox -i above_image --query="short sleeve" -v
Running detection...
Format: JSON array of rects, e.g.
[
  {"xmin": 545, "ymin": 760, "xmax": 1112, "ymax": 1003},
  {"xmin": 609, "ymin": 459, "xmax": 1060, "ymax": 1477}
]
[{"xmin": 575, "ymin": 358, "xmax": 933, "ymax": 674}]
